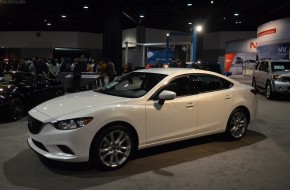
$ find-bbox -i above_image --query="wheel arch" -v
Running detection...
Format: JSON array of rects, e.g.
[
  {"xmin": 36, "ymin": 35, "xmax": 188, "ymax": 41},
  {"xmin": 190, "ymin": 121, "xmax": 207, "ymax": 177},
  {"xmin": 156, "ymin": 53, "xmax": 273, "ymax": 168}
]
[
  {"xmin": 266, "ymin": 79, "xmax": 272, "ymax": 87},
  {"xmin": 232, "ymin": 106, "xmax": 250, "ymax": 124},
  {"xmin": 6, "ymin": 95, "xmax": 26, "ymax": 120},
  {"xmin": 7, "ymin": 94, "xmax": 26, "ymax": 110},
  {"xmin": 89, "ymin": 120, "xmax": 139, "ymax": 159}
]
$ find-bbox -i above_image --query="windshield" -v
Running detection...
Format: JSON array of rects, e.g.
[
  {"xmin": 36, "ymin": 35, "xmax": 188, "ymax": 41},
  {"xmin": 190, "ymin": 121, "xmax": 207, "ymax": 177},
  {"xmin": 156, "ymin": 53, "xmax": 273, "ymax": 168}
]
[
  {"xmin": 97, "ymin": 72, "xmax": 167, "ymax": 98},
  {"xmin": 272, "ymin": 62, "xmax": 290, "ymax": 72}
]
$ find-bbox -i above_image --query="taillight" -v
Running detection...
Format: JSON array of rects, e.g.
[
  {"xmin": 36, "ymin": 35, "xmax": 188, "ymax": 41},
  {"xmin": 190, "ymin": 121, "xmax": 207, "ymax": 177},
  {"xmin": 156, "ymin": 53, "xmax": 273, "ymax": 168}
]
[{"xmin": 250, "ymin": 89, "xmax": 257, "ymax": 95}]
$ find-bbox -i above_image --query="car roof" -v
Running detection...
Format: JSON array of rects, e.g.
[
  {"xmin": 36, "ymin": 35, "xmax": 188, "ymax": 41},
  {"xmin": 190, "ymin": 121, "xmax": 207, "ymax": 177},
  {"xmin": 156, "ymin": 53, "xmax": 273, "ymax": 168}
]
[
  {"xmin": 133, "ymin": 68, "xmax": 239, "ymax": 84},
  {"xmin": 134, "ymin": 68, "xmax": 224, "ymax": 76}
]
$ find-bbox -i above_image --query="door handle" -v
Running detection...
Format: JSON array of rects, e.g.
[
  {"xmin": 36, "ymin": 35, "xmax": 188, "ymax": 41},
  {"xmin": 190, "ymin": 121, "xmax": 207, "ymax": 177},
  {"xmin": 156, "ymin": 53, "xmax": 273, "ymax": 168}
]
[
  {"xmin": 185, "ymin": 103, "xmax": 195, "ymax": 108},
  {"xmin": 225, "ymin": 95, "xmax": 232, "ymax": 99}
]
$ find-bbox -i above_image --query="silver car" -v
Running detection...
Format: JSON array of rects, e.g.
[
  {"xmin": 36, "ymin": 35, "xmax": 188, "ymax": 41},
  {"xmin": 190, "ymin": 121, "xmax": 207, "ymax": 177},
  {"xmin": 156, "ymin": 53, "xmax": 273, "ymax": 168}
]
[{"xmin": 252, "ymin": 59, "xmax": 290, "ymax": 99}]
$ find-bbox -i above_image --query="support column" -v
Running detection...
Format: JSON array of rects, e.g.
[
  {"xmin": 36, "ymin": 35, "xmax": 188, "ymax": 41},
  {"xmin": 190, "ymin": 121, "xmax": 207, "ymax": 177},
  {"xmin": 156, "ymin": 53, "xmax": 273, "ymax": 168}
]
[{"xmin": 102, "ymin": 2, "xmax": 122, "ymax": 75}]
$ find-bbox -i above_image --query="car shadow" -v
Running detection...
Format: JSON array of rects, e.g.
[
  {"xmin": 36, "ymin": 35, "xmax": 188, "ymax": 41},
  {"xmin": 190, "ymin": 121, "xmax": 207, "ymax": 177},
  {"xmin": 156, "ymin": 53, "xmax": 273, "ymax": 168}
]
[{"xmin": 3, "ymin": 130, "xmax": 266, "ymax": 190}]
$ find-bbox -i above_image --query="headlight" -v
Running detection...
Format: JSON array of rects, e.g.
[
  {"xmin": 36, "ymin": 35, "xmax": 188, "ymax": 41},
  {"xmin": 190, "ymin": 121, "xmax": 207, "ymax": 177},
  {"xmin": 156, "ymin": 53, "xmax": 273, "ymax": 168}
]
[
  {"xmin": 53, "ymin": 117, "xmax": 93, "ymax": 130},
  {"xmin": 272, "ymin": 75, "xmax": 283, "ymax": 81}
]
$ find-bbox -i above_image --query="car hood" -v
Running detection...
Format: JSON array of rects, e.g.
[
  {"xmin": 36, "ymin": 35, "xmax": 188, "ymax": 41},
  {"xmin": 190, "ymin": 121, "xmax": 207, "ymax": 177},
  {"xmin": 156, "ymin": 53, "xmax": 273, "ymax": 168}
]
[
  {"xmin": 273, "ymin": 71, "xmax": 290, "ymax": 76},
  {"xmin": 32, "ymin": 90, "xmax": 130, "ymax": 118}
]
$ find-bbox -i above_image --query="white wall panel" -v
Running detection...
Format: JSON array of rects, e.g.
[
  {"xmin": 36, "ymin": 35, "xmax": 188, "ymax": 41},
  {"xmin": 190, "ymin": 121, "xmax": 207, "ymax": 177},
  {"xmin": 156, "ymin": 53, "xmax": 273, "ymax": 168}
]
[{"xmin": 122, "ymin": 28, "xmax": 136, "ymax": 47}]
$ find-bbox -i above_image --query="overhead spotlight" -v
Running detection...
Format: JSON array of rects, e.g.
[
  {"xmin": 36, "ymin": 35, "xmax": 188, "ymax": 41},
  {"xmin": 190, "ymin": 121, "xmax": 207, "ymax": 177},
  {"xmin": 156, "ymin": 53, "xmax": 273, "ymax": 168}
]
[
  {"xmin": 83, "ymin": 5, "xmax": 89, "ymax": 9},
  {"xmin": 140, "ymin": 15, "xmax": 144, "ymax": 18},
  {"xmin": 188, "ymin": 22, "xmax": 192, "ymax": 25},
  {"xmin": 47, "ymin": 23, "xmax": 51, "ymax": 26},
  {"xmin": 44, "ymin": 19, "xmax": 47, "ymax": 22},
  {"xmin": 61, "ymin": 15, "xmax": 66, "ymax": 18},
  {"xmin": 234, "ymin": 13, "xmax": 239, "ymax": 16},
  {"xmin": 211, "ymin": 1, "xmax": 214, "ymax": 4},
  {"xmin": 223, "ymin": 17, "xmax": 226, "ymax": 20},
  {"xmin": 196, "ymin": 25, "xmax": 202, "ymax": 32},
  {"xmin": 187, "ymin": 3, "xmax": 192, "ymax": 6}
]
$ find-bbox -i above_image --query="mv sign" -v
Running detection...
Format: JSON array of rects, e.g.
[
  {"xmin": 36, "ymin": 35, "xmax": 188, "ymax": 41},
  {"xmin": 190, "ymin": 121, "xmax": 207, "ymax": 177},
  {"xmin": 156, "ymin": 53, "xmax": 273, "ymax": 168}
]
[
  {"xmin": 278, "ymin": 45, "xmax": 289, "ymax": 58},
  {"xmin": 278, "ymin": 46, "xmax": 288, "ymax": 54}
]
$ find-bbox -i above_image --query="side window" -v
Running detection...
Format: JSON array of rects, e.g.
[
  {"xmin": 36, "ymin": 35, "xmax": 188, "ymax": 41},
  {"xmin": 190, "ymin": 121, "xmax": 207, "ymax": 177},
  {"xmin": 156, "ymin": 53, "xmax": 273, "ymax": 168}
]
[
  {"xmin": 196, "ymin": 74, "xmax": 233, "ymax": 93},
  {"xmin": 161, "ymin": 75, "xmax": 195, "ymax": 97},
  {"xmin": 259, "ymin": 61, "xmax": 265, "ymax": 71},
  {"xmin": 265, "ymin": 61, "xmax": 269, "ymax": 72},
  {"xmin": 259, "ymin": 61, "xmax": 269, "ymax": 72}
]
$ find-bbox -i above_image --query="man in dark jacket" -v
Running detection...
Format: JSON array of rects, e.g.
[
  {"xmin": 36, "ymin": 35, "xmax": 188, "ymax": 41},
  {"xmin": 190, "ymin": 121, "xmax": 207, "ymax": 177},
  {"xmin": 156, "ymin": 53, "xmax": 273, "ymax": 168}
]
[
  {"xmin": 72, "ymin": 57, "xmax": 87, "ymax": 92},
  {"xmin": 34, "ymin": 56, "xmax": 49, "ymax": 77}
]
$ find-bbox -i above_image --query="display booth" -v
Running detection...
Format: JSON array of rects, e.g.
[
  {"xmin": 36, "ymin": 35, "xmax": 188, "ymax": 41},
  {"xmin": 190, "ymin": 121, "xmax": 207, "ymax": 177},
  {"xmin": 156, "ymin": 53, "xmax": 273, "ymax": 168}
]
[
  {"xmin": 257, "ymin": 17, "xmax": 290, "ymax": 60},
  {"xmin": 124, "ymin": 42, "xmax": 191, "ymax": 68},
  {"xmin": 57, "ymin": 72, "xmax": 99, "ymax": 92},
  {"xmin": 225, "ymin": 38, "xmax": 257, "ymax": 75}
]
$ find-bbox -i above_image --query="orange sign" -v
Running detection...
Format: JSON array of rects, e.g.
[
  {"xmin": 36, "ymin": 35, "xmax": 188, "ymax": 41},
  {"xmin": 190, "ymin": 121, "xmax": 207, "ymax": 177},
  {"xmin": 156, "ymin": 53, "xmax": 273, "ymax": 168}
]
[{"xmin": 225, "ymin": 53, "xmax": 236, "ymax": 72}]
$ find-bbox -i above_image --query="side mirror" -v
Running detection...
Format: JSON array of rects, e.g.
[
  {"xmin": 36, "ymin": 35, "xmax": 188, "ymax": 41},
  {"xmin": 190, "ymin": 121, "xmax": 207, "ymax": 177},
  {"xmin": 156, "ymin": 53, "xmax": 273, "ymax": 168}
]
[{"xmin": 158, "ymin": 90, "xmax": 176, "ymax": 105}]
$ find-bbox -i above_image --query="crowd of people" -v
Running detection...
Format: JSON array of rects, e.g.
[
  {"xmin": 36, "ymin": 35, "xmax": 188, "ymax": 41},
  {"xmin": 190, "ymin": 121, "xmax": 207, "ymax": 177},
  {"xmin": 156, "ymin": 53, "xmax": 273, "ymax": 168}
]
[
  {"xmin": 1, "ymin": 55, "xmax": 187, "ymax": 92},
  {"xmin": 0, "ymin": 56, "xmax": 118, "ymax": 91}
]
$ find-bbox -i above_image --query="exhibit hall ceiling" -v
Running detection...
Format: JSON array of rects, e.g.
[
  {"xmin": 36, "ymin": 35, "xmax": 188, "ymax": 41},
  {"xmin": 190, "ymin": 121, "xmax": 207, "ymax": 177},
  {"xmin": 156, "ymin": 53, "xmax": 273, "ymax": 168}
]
[{"xmin": 1, "ymin": 0, "xmax": 290, "ymax": 33}]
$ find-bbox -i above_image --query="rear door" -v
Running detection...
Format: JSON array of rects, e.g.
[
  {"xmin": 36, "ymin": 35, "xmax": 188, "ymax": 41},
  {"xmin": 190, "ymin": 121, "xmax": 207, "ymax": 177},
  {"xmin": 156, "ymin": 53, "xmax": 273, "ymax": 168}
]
[
  {"xmin": 255, "ymin": 61, "xmax": 268, "ymax": 89},
  {"xmin": 195, "ymin": 74, "xmax": 234, "ymax": 133}
]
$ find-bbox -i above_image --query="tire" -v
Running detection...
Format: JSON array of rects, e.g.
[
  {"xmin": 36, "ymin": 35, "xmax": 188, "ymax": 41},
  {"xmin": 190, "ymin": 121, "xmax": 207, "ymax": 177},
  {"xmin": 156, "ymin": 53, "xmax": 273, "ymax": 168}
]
[
  {"xmin": 225, "ymin": 108, "xmax": 249, "ymax": 141},
  {"xmin": 265, "ymin": 82, "xmax": 274, "ymax": 99},
  {"xmin": 90, "ymin": 125, "xmax": 135, "ymax": 171},
  {"xmin": 252, "ymin": 78, "xmax": 259, "ymax": 93},
  {"xmin": 8, "ymin": 98, "xmax": 24, "ymax": 121}
]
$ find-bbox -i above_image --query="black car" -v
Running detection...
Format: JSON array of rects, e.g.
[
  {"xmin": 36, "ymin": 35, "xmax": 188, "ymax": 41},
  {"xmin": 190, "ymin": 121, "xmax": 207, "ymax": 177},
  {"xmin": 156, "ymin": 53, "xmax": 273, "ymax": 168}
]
[
  {"xmin": 0, "ymin": 72, "xmax": 64, "ymax": 121},
  {"xmin": 190, "ymin": 61, "xmax": 232, "ymax": 76}
]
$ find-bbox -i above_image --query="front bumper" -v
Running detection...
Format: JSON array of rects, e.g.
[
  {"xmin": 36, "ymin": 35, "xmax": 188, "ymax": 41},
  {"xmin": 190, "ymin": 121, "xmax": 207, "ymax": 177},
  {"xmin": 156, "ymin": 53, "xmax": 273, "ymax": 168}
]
[
  {"xmin": 27, "ymin": 114, "xmax": 96, "ymax": 162},
  {"xmin": 273, "ymin": 81, "xmax": 290, "ymax": 94}
]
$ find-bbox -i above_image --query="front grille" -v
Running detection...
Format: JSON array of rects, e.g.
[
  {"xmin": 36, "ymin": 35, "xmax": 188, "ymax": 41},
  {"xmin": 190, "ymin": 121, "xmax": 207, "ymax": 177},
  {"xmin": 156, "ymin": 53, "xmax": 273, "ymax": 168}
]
[
  {"xmin": 32, "ymin": 138, "xmax": 48, "ymax": 152},
  {"xmin": 28, "ymin": 115, "xmax": 44, "ymax": 134}
]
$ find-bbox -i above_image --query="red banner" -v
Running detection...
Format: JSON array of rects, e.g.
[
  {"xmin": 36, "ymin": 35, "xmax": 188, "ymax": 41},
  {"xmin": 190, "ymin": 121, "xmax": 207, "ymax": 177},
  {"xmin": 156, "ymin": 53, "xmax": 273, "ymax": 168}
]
[
  {"xmin": 225, "ymin": 53, "xmax": 236, "ymax": 72},
  {"xmin": 258, "ymin": 28, "xmax": 276, "ymax": 37}
]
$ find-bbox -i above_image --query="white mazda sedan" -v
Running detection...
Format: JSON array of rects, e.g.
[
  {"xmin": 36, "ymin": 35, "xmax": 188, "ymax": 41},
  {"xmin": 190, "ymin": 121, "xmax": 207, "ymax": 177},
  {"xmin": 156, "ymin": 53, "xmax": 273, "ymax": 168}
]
[{"xmin": 27, "ymin": 68, "xmax": 258, "ymax": 170}]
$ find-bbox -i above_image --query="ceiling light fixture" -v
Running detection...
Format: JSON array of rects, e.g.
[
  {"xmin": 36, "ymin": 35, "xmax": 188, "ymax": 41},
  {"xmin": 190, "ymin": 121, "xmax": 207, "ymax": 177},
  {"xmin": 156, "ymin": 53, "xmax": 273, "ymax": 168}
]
[
  {"xmin": 140, "ymin": 15, "xmax": 144, "ymax": 18},
  {"xmin": 187, "ymin": 3, "xmax": 192, "ymax": 6},
  {"xmin": 61, "ymin": 15, "xmax": 66, "ymax": 18},
  {"xmin": 47, "ymin": 23, "xmax": 51, "ymax": 26},
  {"xmin": 83, "ymin": 5, "xmax": 89, "ymax": 9},
  {"xmin": 211, "ymin": 1, "xmax": 214, "ymax": 4},
  {"xmin": 196, "ymin": 25, "xmax": 202, "ymax": 32},
  {"xmin": 234, "ymin": 13, "xmax": 239, "ymax": 16},
  {"xmin": 188, "ymin": 22, "xmax": 192, "ymax": 25}
]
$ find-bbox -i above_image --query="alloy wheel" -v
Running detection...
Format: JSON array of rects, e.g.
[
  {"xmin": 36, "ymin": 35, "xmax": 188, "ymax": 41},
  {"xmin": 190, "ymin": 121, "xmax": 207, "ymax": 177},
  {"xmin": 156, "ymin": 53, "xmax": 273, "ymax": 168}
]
[
  {"xmin": 229, "ymin": 111, "xmax": 247, "ymax": 139},
  {"xmin": 99, "ymin": 129, "xmax": 132, "ymax": 168}
]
